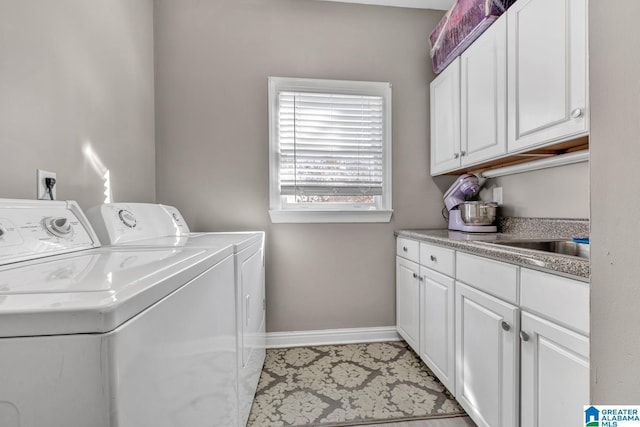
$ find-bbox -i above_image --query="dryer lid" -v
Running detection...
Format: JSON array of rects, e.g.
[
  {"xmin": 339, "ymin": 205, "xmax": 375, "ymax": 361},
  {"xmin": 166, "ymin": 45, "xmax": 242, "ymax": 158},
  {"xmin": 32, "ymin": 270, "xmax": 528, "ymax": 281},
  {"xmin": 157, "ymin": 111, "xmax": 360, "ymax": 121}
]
[
  {"xmin": 85, "ymin": 202, "xmax": 190, "ymax": 245},
  {"xmin": 104, "ymin": 232, "xmax": 264, "ymax": 254}
]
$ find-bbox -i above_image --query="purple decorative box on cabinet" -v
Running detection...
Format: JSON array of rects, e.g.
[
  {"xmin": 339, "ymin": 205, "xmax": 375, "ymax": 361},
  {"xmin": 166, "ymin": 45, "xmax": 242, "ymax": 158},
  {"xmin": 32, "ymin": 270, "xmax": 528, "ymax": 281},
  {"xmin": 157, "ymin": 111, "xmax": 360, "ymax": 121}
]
[{"xmin": 429, "ymin": 0, "xmax": 516, "ymax": 74}]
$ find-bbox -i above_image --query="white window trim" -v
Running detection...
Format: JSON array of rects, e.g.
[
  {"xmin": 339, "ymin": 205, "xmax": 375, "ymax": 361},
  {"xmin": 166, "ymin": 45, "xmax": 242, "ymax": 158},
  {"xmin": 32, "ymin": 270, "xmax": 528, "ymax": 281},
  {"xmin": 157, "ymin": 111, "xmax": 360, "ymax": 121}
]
[
  {"xmin": 269, "ymin": 210, "xmax": 393, "ymax": 224},
  {"xmin": 268, "ymin": 76, "xmax": 393, "ymax": 224}
]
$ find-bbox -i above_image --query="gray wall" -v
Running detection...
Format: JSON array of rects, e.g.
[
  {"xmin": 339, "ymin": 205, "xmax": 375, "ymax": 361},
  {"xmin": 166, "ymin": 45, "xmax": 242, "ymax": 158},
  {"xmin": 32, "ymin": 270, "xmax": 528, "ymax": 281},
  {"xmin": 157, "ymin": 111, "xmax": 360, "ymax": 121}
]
[
  {"xmin": 0, "ymin": 0, "xmax": 156, "ymax": 209},
  {"xmin": 590, "ymin": 0, "xmax": 640, "ymax": 403},
  {"xmin": 154, "ymin": 0, "xmax": 445, "ymax": 332},
  {"xmin": 481, "ymin": 162, "xmax": 589, "ymax": 219}
]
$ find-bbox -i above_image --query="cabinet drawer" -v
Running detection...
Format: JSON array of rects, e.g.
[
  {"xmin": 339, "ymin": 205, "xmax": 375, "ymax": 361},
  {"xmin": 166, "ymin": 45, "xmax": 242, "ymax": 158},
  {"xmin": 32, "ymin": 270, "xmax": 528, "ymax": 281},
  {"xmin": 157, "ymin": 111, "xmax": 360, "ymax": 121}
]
[
  {"xmin": 397, "ymin": 237, "xmax": 419, "ymax": 263},
  {"xmin": 420, "ymin": 242, "xmax": 455, "ymax": 277},
  {"xmin": 520, "ymin": 268, "xmax": 589, "ymax": 335},
  {"xmin": 456, "ymin": 252, "xmax": 519, "ymax": 304}
]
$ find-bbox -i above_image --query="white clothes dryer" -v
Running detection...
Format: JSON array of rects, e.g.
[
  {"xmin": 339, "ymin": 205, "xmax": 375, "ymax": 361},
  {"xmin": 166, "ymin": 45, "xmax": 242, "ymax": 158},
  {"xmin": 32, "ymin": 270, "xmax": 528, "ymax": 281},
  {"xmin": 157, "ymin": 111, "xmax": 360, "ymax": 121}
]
[
  {"xmin": 0, "ymin": 199, "xmax": 236, "ymax": 427},
  {"xmin": 86, "ymin": 203, "xmax": 266, "ymax": 427}
]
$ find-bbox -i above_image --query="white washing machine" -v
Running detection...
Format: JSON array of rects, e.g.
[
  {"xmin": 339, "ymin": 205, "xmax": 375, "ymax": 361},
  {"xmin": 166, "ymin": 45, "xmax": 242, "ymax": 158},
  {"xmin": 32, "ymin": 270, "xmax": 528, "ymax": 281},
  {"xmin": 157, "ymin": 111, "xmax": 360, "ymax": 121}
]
[
  {"xmin": 86, "ymin": 203, "xmax": 266, "ymax": 427},
  {"xmin": 0, "ymin": 199, "xmax": 237, "ymax": 427}
]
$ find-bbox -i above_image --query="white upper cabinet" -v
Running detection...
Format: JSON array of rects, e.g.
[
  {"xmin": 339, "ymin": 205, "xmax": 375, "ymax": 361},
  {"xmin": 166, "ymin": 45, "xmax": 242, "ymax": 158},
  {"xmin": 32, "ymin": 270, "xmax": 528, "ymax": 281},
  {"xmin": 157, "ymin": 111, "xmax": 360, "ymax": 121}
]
[
  {"xmin": 507, "ymin": 0, "xmax": 588, "ymax": 151},
  {"xmin": 430, "ymin": 0, "xmax": 589, "ymax": 175},
  {"xmin": 431, "ymin": 14, "xmax": 508, "ymax": 176},
  {"xmin": 430, "ymin": 57, "xmax": 461, "ymax": 175},
  {"xmin": 461, "ymin": 13, "xmax": 507, "ymax": 165}
]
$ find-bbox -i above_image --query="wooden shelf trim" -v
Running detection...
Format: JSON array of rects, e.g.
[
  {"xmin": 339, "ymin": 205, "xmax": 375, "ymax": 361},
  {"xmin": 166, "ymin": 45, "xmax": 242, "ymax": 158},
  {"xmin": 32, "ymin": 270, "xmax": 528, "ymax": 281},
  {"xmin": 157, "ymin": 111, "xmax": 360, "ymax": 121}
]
[{"xmin": 443, "ymin": 136, "xmax": 589, "ymax": 176}]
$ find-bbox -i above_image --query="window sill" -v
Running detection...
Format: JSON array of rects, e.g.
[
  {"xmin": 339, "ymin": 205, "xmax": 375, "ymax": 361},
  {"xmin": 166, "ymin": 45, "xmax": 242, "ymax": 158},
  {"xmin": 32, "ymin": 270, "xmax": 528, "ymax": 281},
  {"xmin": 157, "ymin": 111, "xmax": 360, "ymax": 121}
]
[{"xmin": 269, "ymin": 209, "xmax": 393, "ymax": 224}]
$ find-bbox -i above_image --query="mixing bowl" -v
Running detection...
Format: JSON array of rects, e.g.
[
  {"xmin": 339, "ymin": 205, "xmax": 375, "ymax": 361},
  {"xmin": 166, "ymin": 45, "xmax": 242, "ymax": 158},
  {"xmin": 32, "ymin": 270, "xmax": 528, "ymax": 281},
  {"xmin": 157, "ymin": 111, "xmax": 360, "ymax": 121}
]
[{"xmin": 459, "ymin": 201, "xmax": 498, "ymax": 225}]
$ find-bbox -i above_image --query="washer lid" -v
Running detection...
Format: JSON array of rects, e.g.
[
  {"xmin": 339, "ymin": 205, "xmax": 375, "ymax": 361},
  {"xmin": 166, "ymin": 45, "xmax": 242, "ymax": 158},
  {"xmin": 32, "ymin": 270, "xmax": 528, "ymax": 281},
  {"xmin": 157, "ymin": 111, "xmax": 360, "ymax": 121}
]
[{"xmin": 0, "ymin": 246, "xmax": 232, "ymax": 337}]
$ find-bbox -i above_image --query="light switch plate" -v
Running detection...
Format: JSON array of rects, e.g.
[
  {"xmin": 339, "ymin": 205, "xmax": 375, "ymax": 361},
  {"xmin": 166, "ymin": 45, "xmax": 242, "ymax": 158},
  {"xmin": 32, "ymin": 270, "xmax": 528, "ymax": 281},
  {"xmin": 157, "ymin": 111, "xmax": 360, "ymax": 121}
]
[
  {"xmin": 37, "ymin": 169, "xmax": 57, "ymax": 200},
  {"xmin": 493, "ymin": 187, "xmax": 503, "ymax": 205}
]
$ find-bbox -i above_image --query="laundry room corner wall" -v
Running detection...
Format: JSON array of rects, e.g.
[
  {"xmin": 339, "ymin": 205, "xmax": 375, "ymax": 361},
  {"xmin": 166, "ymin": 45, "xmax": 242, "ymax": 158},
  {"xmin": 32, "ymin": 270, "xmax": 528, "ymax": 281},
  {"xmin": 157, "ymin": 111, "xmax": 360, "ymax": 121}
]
[
  {"xmin": 0, "ymin": 0, "xmax": 156, "ymax": 209},
  {"xmin": 590, "ymin": 0, "xmax": 640, "ymax": 403},
  {"xmin": 154, "ymin": 0, "xmax": 446, "ymax": 332},
  {"xmin": 480, "ymin": 162, "xmax": 589, "ymax": 218}
]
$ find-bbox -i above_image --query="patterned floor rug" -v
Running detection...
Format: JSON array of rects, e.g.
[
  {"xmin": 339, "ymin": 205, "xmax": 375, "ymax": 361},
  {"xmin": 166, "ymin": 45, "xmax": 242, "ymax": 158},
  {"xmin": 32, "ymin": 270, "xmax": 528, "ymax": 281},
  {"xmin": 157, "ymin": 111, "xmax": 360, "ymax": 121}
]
[{"xmin": 247, "ymin": 341, "xmax": 466, "ymax": 426}]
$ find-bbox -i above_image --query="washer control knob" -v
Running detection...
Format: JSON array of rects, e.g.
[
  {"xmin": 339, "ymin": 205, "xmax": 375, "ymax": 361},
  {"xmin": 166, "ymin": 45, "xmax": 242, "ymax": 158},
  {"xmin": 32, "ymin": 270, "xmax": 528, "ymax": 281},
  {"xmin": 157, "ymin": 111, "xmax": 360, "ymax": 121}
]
[
  {"xmin": 45, "ymin": 217, "xmax": 73, "ymax": 238},
  {"xmin": 118, "ymin": 209, "xmax": 137, "ymax": 228}
]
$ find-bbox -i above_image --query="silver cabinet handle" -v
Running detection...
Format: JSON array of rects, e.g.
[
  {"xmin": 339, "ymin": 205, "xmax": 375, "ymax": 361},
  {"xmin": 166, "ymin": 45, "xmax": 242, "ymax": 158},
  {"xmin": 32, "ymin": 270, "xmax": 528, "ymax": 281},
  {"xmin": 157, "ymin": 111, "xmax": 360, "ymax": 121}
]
[
  {"xmin": 403, "ymin": 246, "xmax": 408, "ymax": 252},
  {"xmin": 453, "ymin": 152, "xmax": 460, "ymax": 159},
  {"xmin": 430, "ymin": 255, "xmax": 437, "ymax": 262},
  {"xmin": 413, "ymin": 272, "xmax": 418, "ymax": 279},
  {"xmin": 520, "ymin": 331, "xmax": 530, "ymax": 342},
  {"xmin": 460, "ymin": 150, "xmax": 467, "ymax": 156},
  {"xmin": 501, "ymin": 321, "xmax": 511, "ymax": 332},
  {"xmin": 245, "ymin": 295, "xmax": 251, "ymax": 327},
  {"xmin": 571, "ymin": 108, "xmax": 583, "ymax": 118}
]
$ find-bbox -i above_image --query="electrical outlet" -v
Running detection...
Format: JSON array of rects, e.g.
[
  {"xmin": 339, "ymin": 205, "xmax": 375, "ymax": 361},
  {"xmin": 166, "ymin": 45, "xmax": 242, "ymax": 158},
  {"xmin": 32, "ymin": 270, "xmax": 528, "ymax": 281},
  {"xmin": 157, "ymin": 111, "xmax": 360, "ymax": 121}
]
[
  {"xmin": 37, "ymin": 169, "xmax": 57, "ymax": 200},
  {"xmin": 493, "ymin": 186, "xmax": 503, "ymax": 205}
]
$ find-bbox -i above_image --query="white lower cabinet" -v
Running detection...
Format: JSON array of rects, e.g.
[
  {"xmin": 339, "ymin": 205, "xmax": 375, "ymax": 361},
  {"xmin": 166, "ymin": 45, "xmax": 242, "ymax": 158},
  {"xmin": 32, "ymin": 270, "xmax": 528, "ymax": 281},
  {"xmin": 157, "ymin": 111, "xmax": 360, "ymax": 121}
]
[
  {"xmin": 519, "ymin": 268, "xmax": 590, "ymax": 427},
  {"xmin": 456, "ymin": 282, "xmax": 519, "ymax": 427},
  {"xmin": 420, "ymin": 268, "xmax": 455, "ymax": 393},
  {"xmin": 396, "ymin": 256, "xmax": 420, "ymax": 351},
  {"xmin": 397, "ymin": 240, "xmax": 455, "ymax": 392},
  {"xmin": 395, "ymin": 237, "xmax": 590, "ymax": 427},
  {"xmin": 520, "ymin": 311, "xmax": 589, "ymax": 427}
]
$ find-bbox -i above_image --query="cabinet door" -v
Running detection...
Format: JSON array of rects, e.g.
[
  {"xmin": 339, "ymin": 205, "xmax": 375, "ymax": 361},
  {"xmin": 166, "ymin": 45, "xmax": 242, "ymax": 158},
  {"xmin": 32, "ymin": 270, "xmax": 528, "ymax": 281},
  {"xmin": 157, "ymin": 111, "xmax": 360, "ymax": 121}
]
[
  {"xmin": 456, "ymin": 282, "xmax": 519, "ymax": 427},
  {"xmin": 460, "ymin": 13, "xmax": 507, "ymax": 166},
  {"xmin": 430, "ymin": 58, "xmax": 461, "ymax": 175},
  {"xmin": 396, "ymin": 256, "xmax": 420, "ymax": 352},
  {"xmin": 507, "ymin": 0, "xmax": 588, "ymax": 151},
  {"xmin": 420, "ymin": 268, "xmax": 455, "ymax": 394},
  {"xmin": 520, "ymin": 311, "xmax": 589, "ymax": 427}
]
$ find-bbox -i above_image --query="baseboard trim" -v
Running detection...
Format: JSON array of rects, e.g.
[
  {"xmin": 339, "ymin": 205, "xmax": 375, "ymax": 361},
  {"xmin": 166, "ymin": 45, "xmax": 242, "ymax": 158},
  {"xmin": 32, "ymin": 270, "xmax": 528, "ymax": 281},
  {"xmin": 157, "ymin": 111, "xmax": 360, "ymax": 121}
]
[{"xmin": 266, "ymin": 326, "xmax": 401, "ymax": 348}]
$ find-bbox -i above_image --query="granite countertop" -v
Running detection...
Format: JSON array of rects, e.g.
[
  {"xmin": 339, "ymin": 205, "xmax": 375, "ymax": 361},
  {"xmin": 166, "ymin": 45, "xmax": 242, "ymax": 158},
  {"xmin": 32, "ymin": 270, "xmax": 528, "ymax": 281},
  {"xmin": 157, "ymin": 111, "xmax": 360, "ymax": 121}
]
[{"xmin": 396, "ymin": 218, "xmax": 590, "ymax": 282}]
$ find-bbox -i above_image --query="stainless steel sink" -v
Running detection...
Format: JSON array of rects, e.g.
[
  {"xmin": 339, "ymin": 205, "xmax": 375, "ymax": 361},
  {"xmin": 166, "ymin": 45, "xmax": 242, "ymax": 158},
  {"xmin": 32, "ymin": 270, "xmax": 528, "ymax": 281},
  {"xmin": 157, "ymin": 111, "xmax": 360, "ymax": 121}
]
[{"xmin": 491, "ymin": 240, "xmax": 590, "ymax": 259}]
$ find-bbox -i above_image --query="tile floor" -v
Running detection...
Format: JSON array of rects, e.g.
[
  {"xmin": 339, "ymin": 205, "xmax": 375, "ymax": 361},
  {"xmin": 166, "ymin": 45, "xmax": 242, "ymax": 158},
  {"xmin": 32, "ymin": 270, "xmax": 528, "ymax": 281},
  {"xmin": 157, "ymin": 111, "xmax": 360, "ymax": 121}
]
[
  {"xmin": 249, "ymin": 341, "xmax": 474, "ymax": 426},
  {"xmin": 358, "ymin": 416, "xmax": 476, "ymax": 426}
]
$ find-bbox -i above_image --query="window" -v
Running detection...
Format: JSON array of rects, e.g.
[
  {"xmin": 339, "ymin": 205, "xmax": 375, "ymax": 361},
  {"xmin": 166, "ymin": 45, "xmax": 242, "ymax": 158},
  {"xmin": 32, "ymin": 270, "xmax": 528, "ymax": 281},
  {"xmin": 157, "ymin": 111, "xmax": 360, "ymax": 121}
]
[{"xmin": 268, "ymin": 77, "xmax": 393, "ymax": 223}]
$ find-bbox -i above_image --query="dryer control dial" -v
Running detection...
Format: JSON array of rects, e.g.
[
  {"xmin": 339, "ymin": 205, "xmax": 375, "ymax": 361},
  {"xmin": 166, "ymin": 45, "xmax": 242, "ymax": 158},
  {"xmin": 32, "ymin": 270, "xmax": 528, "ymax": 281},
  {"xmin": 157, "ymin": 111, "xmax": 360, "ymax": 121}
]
[
  {"xmin": 44, "ymin": 217, "xmax": 73, "ymax": 238},
  {"xmin": 118, "ymin": 209, "xmax": 137, "ymax": 228}
]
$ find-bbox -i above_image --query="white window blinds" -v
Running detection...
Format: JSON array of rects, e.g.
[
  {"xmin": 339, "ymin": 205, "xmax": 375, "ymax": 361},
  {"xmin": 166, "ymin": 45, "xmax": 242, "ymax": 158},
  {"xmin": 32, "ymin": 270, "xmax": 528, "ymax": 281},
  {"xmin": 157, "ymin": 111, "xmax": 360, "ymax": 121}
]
[{"xmin": 277, "ymin": 91, "xmax": 384, "ymax": 196}]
